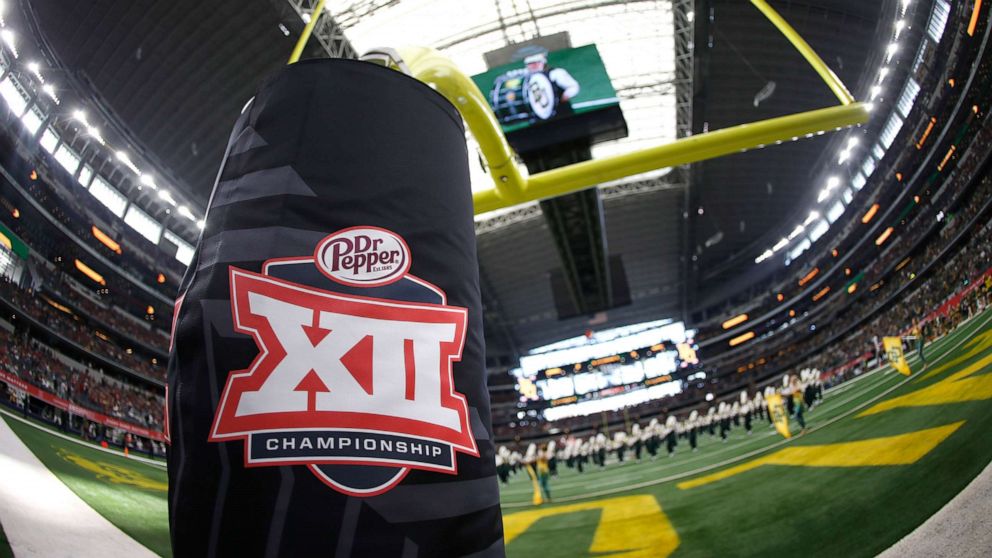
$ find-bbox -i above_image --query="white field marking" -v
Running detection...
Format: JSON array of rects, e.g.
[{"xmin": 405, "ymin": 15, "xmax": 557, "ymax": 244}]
[
  {"xmin": 0, "ymin": 408, "xmax": 166, "ymax": 469},
  {"xmin": 500, "ymin": 372, "xmax": 899, "ymax": 498},
  {"xmin": 501, "ymin": 370, "xmax": 902, "ymax": 498},
  {"xmin": 0, "ymin": 416, "xmax": 159, "ymax": 558},
  {"xmin": 500, "ymin": 311, "xmax": 992, "ymax": 508},
  {"xmin": 499, "ymin": 430, "xmax": 785, "ymax": 497},
  {"xmin": 502, "ymin": 347, "xmax": 920, "ymax": 497}
]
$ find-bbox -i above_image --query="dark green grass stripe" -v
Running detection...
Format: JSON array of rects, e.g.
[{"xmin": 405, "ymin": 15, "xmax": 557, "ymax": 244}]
[
  {"xmin": 499, "ymin": 310, "xmax": 992, "ymax": 506},
  {"xmin": 0, "ymin": 518, "xmax": 13, "ymax": 558}
]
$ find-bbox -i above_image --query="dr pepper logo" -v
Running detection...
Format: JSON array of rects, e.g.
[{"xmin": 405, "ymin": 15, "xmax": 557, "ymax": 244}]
[
  {"xmin": 210, "ymin": 226, "xmax": 478, "ymax": 497},
  {"xmin": 315, "ymin": 226, "xmax": 410, "ymax": 287}
]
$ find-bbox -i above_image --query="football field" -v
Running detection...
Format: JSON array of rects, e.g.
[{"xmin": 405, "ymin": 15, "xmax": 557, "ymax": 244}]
[{"xmin": 2, "ymin": 309, "xmax": 992, "ymax": 557}]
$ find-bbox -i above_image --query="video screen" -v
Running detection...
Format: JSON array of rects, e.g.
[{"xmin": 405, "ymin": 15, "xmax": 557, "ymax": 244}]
[
  {"xmin": 471, "ymin": 44, "xmax": 621, "ymax": 135},
  {"xmin": 522, "ymin": 351, "xmax": 682, "ymax": 403}
]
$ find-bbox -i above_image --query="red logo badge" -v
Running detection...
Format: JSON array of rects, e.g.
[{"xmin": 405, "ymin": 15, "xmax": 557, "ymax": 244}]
[{"xmin": 210, "ymin": 227, "xmax": 477, "ymax": 496}]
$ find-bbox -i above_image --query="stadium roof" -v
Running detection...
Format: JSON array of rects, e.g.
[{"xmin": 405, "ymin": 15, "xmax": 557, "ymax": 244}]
[{"xmin": 24, "ymin": 0, "xmax": 899, "ymax": 365}]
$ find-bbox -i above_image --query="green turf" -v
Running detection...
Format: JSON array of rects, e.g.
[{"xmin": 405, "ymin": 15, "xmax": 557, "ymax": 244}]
[
  {"xmin": 499, "ymin": 310, "xmax": 992, "ymax": 557},
  {"xmin": 0, "ymin": 414, "xmax": 171, "ymax": 557},
  {"xmin": 0, "ymin": 518, "xmax": 13, "ymax": 558},
  {"xmin": 2, "ymin": 310, "xmax": 990, "ymax": 557}
]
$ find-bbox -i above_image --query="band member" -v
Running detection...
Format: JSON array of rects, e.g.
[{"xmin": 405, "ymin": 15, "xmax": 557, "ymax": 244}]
[
  {"xmin": 789, "ymin": 375, "xmax": 808, "ymax": 435},
  {"xmin": 688, "ymin": 410, "xmax": 699, "ymax": 451},
  {"xmin": 665, "ymin": 415, "xmax": 679, "ymax": 456},
  {"xmin": 764, "ymin": 386, "xmax": 776, "ymax": 425},
  {"xmin": 718, "ymin": 402, "xmax": 730, "ymax": 442},
  {"xmin": 630, "ymin": 423, "xmax": 644, "ymax": 461},
  {"xmin": 614, "ymin": 431, "xmax": 628, "ymax": 463},
  {"xmin": 496, "ymin": 446, "xmax": 511, "ymax": 484},
  {"xmin": 646, "ymin": 418, "xmax": 661, "ymax": 459},
  {"xmin": 596, "ymin": 432, "xmax": 608, "ymax": 468},
  {"xmin": 548, "ymin": 439, "xmax": 560, "ymax": 477},
  {"xmin": 740, "ymin": 391, "xmax": 753, "ymax": 434},
  {"xmin": 783, "ymin": 375, "xmax": 796, "ymax": 416}
]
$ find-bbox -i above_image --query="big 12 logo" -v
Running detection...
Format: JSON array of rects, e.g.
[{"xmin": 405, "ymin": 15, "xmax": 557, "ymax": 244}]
[{"xmin": 210, "ymin": 226, "xmax": 478, "ymax": 496}]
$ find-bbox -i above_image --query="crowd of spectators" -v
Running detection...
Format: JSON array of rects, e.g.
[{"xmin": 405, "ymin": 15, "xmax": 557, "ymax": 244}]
[
  {"xmin": 0, "ymin": 276, "xmax": 165, "ymax": 380},
  {"xmin": 38, "ymin": 263, "xmax": 170, "ymax": 352},
  {"xmin": 0, "ymin": 328, "xmax": 164, "ymax": 430}
]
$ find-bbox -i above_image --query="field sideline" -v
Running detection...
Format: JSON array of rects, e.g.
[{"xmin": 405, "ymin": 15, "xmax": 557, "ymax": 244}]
[{"xmin": 0, "ymin": 309, "xmax": 990, "ymax": 557}]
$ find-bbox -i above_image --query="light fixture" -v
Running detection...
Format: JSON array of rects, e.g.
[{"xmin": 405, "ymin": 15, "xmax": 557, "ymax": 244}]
[
  {"xmin": 158, "ymin": 189, "xmax": 176, "ymax": 206},
  {"xmin": 886, "ymin": 43, "xmax": 899, "ymax": 61},
  {"xmin": 41, "ymin": 83, "xmax": 58, "ymax": 103},
  {"xmin": 86, "ymin": 125, "xmax": 105, "ymax": 145},
  {"xmin": 26, "ymin": 61, "xmax": 43, "ymax": 80},
  {"xmin": 0, "ymin": 29, "xmax": 16, "ymax": 57}
]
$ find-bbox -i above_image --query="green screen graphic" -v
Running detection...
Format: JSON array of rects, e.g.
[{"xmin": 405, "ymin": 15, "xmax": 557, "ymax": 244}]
[{"xmin": 472, "ymin": 44, "xmax": 620, "ymax": 134}]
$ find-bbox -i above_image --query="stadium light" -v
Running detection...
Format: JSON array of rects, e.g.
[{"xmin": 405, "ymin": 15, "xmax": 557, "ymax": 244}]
[
  {"xmin": 969, "ymin": 2, "xmax": 983, "ymax": 36},
  {"xmin": 772, "ymin": 238, "xmax": 789, "ymax": 251},
  {"xmin": 91, "ymin": 226, "xmax": 122, "ymax": 255},
  {"xmin": 40, "ymin": 83, "xmax": 59, "ymax": 104},
  {"xmin": 886, "ymin": 43, "xmax": 899, "ymax": 62},
  {"xmin": 870, "ymin": 85, "xmax": 882, "ymax": 100},
  {"xmin": 798, "ymin": 267, "xmax": 819, "ymax": 286},
  {"xmin": 86, "ymin": 125, "xmax": 105, "ymax": 145},
  {"xmin": 722, "ymin": 314, "xmax": 749, "ymax": 329},
  {"xmin": 895, "ymin": 20, "xmax": 906, "ymax": 38},
  {"xmin": 862, "ymin": 203, "xmax": 880, "ymax": 223},
  {"xmin": 26, "ymin": 61, "xmax": 43, "ymax": 81},
  {"xmin": 729, "ymin": 331, "xmax": 756, "ymax": 347},
  {"xmin": 0, "ymin": 29, "xmax": 16, "ymax": 57},
  {"xmin": 75, "ymin": 258, "xmax": 106, "ymax": 285},
  {"xmin": 804, "ymin": 211, "xmax": 819, "ymax": 225},
  {"xmin": 788, "ymin": 224, "xmax": 805, "ymax": 240},
  {"xmin": 875, "ymin": 226, "xmax": 894, "ymax": 246},
  {"xmin": 116, "ymin": 151, "xmax": 140, "ymax": 174},
  {"xmin": 158, "ymin": 189, "xmax": 176, "ymax": 206}
]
